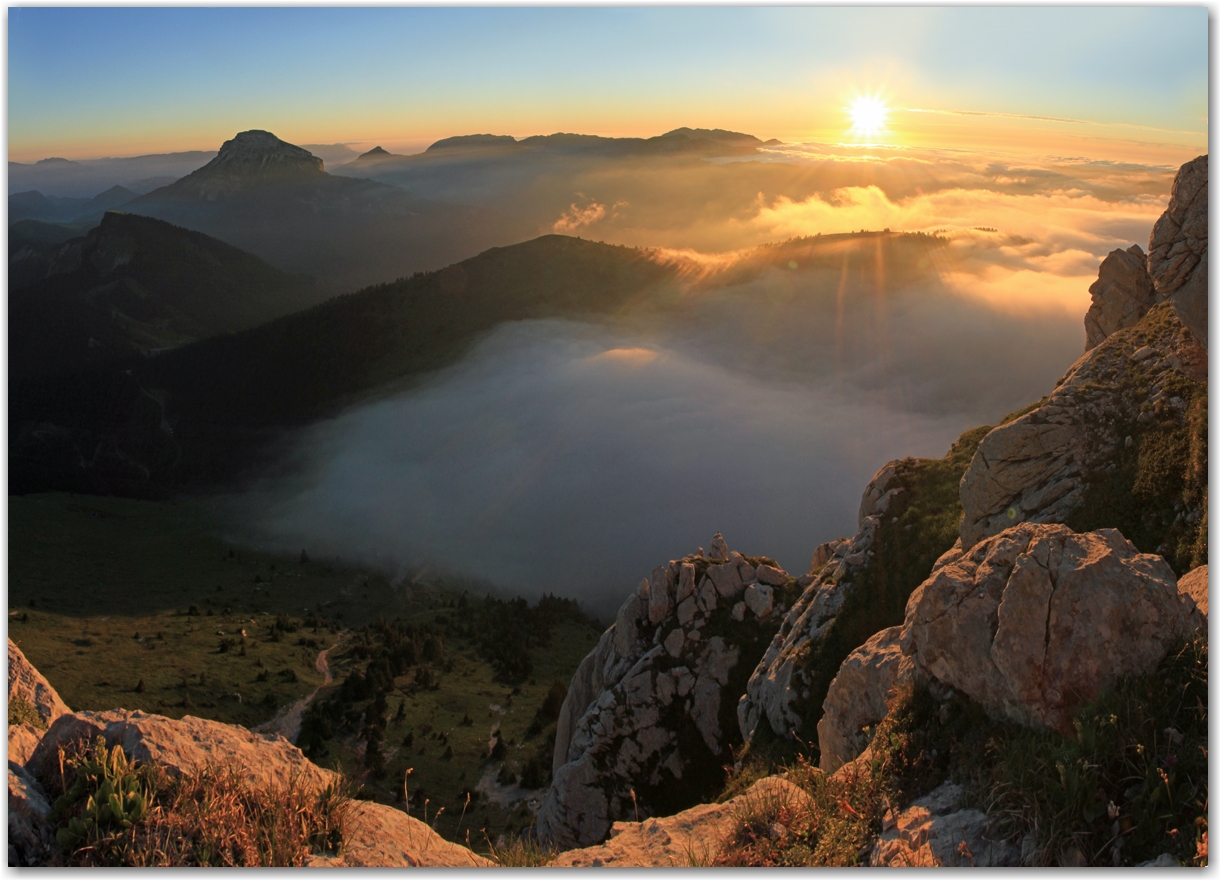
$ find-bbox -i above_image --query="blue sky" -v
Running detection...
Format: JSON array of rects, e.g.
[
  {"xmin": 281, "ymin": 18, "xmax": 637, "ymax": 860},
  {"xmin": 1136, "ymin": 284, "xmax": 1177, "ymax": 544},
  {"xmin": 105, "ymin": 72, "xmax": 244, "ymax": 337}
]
[{"xmin": 8, "ymin": 6, "xmax": 1209, "ymax": 161}]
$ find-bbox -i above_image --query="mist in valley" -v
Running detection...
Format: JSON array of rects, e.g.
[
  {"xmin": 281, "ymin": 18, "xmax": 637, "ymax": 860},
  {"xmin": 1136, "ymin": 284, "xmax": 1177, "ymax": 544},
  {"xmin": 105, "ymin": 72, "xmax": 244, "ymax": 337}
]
[{"xmin": 229, "ymin": 240, "xmax": 1086, "ymax": 617}]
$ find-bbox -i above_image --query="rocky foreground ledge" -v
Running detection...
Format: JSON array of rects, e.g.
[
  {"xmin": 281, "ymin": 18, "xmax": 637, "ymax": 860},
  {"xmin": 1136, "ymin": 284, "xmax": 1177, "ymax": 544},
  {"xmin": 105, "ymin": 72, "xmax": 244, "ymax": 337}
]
[{"xmin": 8, "ymin": 640, "xmax": 489, "ymax": 867}]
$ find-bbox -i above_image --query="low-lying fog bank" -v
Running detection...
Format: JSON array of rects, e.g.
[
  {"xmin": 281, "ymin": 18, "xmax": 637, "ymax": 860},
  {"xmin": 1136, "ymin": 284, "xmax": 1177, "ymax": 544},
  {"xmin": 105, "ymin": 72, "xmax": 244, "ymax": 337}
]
[{"xmin": 227, "ymin": 260, "xmax": 1083, "ymax": 616}]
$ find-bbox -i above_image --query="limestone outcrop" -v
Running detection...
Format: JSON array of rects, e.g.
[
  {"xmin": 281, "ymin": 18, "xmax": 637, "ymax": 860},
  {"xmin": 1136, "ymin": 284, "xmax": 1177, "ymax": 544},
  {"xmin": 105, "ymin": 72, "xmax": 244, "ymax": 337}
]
[
  {"xmin": 27, "ymin": 709, "xmax": 336, "ymax": 796},
  {"xmin": 738, "ymin": 461, "xmax": 899, "ymax": 742},
  {"xmin": 1148, "ymin": 155, "xmax": 1208, "ymax": 349},
  {"xmin": 8, "ymin": 640, "xmax": 71, "ymax": 766},
  {"xmin": 901, "ymin": 523, "xmax": 1203, "ymax": 730},
  {"xmin": 958, "ymin": 302, "xmax": 1206, "ymax": 552},
  {"xmin": 869, "ymin": 783, "xmax": 1020, "ymax": 867},
  {"xmin": 538, "ymin": 534, "xmax": 798, "ymax": 850},
  {"xmin": 1084, "ymin": 244, "xmax": 1156, "ymax": 350},
  {"xmin": 816, "ymin": 626, "xmax": 912, "ymax": 773},
  {"xmin": 549, "ymin": 776, "xmax": 810, "ymax": 867}
]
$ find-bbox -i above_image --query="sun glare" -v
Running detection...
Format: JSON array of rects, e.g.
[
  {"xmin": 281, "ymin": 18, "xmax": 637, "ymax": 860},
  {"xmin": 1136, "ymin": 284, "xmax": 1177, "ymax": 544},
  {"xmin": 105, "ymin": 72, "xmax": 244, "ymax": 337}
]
[{"xmin": 848, "ymin": 95, "xmax": 889, "ymax": 140}]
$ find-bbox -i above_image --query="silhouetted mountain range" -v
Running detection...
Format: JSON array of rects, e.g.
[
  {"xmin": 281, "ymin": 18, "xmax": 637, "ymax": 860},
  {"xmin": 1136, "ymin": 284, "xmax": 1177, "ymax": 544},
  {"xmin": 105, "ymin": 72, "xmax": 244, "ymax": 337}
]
[
  {"xmin": 8, "ymin": 150, "xmax": 217, "ymax": 199},
  {"xmin": 122, "ymin": 130, "xmax": 527, "ymax": 292},
  {"xmin": 9, "ymin": 185, "xmax": 138, "ymax": 224}
]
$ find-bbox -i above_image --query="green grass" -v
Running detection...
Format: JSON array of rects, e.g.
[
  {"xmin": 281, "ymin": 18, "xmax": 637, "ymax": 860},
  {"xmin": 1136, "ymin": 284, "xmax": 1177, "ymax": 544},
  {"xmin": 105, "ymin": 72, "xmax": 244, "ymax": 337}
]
[
  {"xmin": 9, "ymin": 491, "xmax": 607, "ymax": 853},
  {"xmin": 299, "ymin": 611, "xmax": 601, "ymax": 854},
  {"xmin": 10, "ymin": 694, "xmax": 47, "ymax": 730}
]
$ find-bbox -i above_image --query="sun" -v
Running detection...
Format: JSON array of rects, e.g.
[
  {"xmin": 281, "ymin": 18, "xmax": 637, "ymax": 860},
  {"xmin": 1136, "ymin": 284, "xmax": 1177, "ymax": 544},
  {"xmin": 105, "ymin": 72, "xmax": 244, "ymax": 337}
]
[{"xmin": 848, "ymin": 95, "xmax": 889, "ymax": 140}]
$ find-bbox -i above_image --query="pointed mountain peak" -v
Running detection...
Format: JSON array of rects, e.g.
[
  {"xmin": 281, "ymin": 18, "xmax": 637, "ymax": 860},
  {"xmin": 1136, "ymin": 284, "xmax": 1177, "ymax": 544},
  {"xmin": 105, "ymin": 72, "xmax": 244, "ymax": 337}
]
[{"xmin": 357, "ymin": 146, "xmax": 392, "ymax": 160}]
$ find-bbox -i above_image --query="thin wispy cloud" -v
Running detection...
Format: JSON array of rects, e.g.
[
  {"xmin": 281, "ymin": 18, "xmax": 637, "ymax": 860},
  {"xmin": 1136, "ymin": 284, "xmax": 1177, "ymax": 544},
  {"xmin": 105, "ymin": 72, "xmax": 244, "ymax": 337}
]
[{"xmin": 899, "ymin": 106, "xmax": 1204, "ymax": 137}]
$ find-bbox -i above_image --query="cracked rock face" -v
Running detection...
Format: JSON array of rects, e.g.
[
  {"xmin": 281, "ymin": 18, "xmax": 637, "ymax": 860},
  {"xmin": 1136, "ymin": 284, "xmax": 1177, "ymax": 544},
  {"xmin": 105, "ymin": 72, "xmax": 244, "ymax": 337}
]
[
  {"xmin": 739, "ymin": 460, "xmax": 898, "ymax": 742},
  {"xmin": 538, "ymin": 533, "xmax": 792, "ymax": 850},
  {"xmin": 901, "ymin": 523, "xmax": 1203, "ymax": 730},
  {"xmin": 1084, "ymin": 244, "xmax": 1156, "ymax": 350},
  {"xmin": 958, "ymin": 302, "xmax": 1206, "ymax": 551},
  {"xmin": 1148, "ymin": 155, "xmax": 1208, "ymax": 349}
]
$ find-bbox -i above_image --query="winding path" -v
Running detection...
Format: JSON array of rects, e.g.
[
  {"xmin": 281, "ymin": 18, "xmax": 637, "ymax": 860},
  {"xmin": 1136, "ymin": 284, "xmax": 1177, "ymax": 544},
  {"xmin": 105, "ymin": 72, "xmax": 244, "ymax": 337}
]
[{"xmin": 253, "ymin": 634, "xmax": 343, "ymax": 744}]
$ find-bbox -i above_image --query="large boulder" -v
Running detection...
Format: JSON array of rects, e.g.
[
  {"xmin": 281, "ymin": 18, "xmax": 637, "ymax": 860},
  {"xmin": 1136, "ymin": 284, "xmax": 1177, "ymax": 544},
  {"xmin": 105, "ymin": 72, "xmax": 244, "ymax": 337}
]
[
  {"xmin": 1148, "ymin": 155, "xmax": 1208, "ymax": 349},
  {"xmin": 538, "ymin": 534, "xmax": 797, "ymax": 850},
  {"xmin": 869, "ymin": 783, "xmax": 1020, "ymax": 867},
  {"xmin": 958, "ymin": 302, "xmax": 1206, "ymax": 552},
  {"xmin": 816, "ymin": 626, "xmax": 913, "ymax": 774},
  {"xmin": 27, "ymin": 709, "xmax": 333, "ymax": 796},
  {"xmin": 1084, "ymin": 244, "xmax": 1156, "ymax": 350},
  {"xmin": 8, "ymin": 639, "xmax": 71, "ymax": 766},
  {"xmin": 901, "ymin": 523, "xmax": 1203, "ymax": 730}
]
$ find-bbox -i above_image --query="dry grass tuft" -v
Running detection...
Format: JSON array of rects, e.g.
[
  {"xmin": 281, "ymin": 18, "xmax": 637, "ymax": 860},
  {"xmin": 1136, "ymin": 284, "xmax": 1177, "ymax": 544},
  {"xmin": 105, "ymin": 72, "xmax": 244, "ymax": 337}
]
[
  {"xmin": 48, "ymin": 738, "xmax": 352, "ymax": 867},
  {"xmin": 484, "ymin": 832, "xmax": 557, "ymax": 867}
]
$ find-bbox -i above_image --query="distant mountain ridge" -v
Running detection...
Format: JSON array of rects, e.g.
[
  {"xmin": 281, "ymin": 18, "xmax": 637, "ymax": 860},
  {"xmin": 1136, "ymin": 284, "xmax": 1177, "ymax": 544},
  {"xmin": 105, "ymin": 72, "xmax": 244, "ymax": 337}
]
[
  {"xmin": 421, "ymin": 126, "xmax": 778, "ymax": 158},
  {"xmin": 9, "ymin": 185, "xmax": 138, "ymax": 224},
  {"xmin": 9, "ymin": 150, "xmax": 217, "ymax": 199},
  {"xmin": 10, "ymin": 233, "xmax": 679, "ymax": 494},
  {"xmin": 121, "ymin": 129, "xmax": 526, "ymax": 292}
]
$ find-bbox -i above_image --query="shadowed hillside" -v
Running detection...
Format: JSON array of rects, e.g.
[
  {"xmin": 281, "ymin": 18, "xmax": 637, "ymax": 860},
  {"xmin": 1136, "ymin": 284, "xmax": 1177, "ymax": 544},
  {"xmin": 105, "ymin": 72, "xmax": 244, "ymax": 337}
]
[
  {"xmin": 9, "ymin": 211, "xmax": 318, "ymax": 388},
  {"xmin": 10, "ymin": 235, "xmax": 679, "ymax": 495}
]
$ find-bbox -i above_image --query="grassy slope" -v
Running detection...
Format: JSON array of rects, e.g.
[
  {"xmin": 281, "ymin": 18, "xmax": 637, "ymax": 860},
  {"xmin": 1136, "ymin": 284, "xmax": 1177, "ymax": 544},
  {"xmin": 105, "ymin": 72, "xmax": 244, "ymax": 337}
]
[
  {"xmin": 8, "ymin": 491, "xmax": 603, "ymax": 850},
  {"xmin": 304, "ymin": 614, "xmax": 601, "ymax": 852},
  {"xmin": 715, "ymin": 635, "xmax": 1207, "ymax": 867}
]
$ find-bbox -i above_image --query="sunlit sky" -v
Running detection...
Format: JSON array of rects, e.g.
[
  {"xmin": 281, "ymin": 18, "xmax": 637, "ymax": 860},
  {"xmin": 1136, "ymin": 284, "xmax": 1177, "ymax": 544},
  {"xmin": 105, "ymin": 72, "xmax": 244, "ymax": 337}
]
[{"xmin": 8, "ymin": 6, "xmax": 1208, "ymax": 163}]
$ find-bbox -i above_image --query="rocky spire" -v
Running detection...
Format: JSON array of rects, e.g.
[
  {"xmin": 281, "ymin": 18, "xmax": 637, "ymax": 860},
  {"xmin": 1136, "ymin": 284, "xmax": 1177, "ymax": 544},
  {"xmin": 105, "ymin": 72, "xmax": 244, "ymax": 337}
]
[{"xmin": 1148, "ymin": 154, "xmax": 1208, "ymax": 349}]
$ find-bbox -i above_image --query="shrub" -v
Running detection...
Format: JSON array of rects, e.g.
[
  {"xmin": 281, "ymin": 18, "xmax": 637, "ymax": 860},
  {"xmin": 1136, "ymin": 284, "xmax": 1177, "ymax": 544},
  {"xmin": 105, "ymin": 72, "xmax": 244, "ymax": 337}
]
[{"xmin": 9, "ymin": 694, "xmax": 46, "ymax": 730}]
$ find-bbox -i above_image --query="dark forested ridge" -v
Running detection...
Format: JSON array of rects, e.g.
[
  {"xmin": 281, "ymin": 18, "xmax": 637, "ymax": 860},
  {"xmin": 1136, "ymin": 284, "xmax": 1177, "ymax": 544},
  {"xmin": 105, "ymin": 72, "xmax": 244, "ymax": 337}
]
[
  {"xmin": 9, "ymin": 211, "xmax": 318, "ymax": 388},
  {"xmin": 10, "ymin": 234, "xmax": 679, "ymax": 495}
]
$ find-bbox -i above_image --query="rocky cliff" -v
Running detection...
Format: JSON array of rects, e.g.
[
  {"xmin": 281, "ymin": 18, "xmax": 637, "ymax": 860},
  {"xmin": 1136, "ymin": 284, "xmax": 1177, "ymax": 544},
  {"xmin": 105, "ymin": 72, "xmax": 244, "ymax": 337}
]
[
  {"xmin": 536, "ymin": 534, "xmax": 802, "ymax": 849},
  {"xmin": 1148, "ymin": 155, "xmax": 1208, "ymax": 349}
]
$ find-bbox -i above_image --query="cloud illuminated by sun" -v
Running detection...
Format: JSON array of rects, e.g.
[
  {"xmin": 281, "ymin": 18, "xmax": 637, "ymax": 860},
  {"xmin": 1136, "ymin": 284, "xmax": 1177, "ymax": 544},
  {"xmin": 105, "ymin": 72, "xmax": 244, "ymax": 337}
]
[{"xmin": 847, "ymin": 95, "xmax": 890, "ymax": 140}]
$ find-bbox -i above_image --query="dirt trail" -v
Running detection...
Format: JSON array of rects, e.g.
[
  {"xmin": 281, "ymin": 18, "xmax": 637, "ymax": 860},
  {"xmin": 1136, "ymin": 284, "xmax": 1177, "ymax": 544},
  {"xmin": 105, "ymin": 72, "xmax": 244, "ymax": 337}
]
[{"xmin": 253, "ymin": 634, "xmax": 343, "ymax": 744}]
